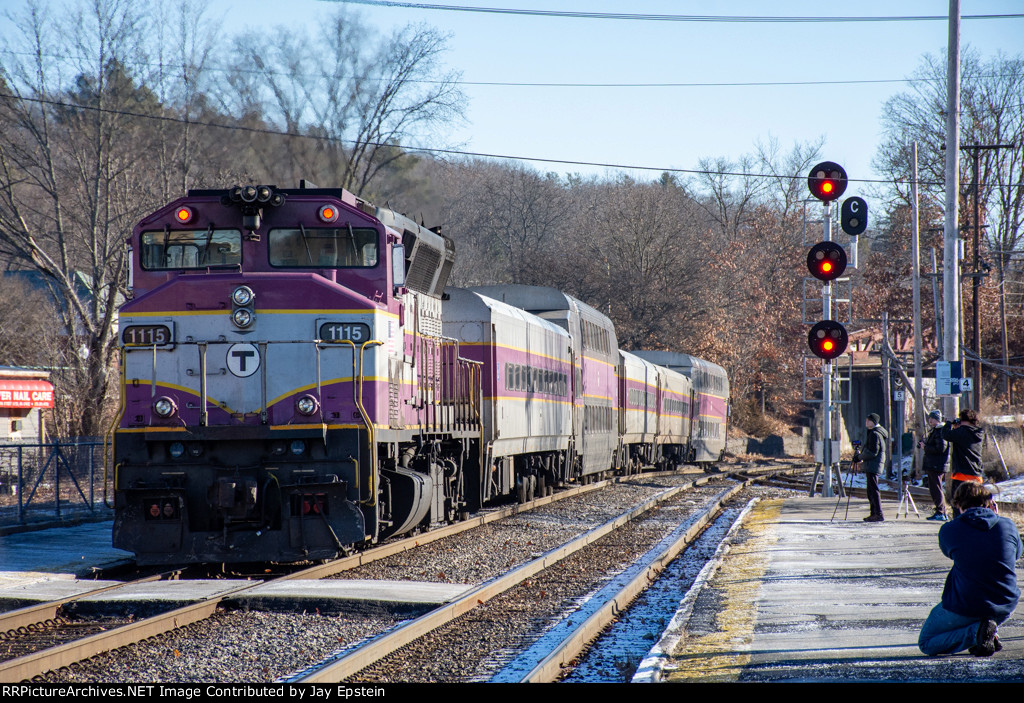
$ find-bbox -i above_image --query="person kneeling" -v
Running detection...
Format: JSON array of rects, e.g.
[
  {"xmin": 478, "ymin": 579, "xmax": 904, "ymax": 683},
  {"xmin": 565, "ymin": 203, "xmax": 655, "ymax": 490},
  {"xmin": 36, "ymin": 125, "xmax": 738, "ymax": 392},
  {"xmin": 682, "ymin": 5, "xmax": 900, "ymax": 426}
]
[{"xmin": 918, "ymin": 482, "xmax": 1022, "ymax": 656}]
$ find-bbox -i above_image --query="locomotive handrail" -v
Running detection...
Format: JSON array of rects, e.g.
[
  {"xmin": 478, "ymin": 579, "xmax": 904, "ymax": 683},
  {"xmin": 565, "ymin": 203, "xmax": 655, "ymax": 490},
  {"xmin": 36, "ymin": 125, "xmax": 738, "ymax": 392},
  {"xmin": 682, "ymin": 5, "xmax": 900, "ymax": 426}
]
[
  {"xmin": 358, "ymin": 340, "xmax": 383, "ymax": 506},
  {"xmin": 259, "ymin": 341, "xmax": 268, "ymax": 424}
]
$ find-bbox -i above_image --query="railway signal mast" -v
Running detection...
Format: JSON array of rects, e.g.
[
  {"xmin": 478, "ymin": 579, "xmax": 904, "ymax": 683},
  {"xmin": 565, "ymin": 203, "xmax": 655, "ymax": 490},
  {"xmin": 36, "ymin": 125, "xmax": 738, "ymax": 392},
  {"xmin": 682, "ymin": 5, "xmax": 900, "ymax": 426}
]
[{"xmin": 805, "ymin": 161, "xmax": 864, "ymax": 497}]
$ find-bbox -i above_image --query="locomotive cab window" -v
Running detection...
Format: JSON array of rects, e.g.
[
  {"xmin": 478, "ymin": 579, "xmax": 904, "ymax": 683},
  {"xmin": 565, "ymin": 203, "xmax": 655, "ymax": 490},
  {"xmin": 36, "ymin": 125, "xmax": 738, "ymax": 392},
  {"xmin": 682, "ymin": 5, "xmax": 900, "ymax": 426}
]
[
  {"xmin": 140, "ymin": 229, "xmax": 242, "ymax": 270},
  {"xmin": 269, "ymin": 227, "xmax": 379, "ymax": 268}
]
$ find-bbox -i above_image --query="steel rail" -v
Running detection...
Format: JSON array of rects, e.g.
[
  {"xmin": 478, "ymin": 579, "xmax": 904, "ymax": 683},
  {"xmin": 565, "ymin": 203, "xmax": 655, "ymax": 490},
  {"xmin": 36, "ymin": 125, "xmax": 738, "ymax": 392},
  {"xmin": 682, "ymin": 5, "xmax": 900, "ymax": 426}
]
[
  {"xmin": 0, "ymin": 475, "xmax": 615, "ymax": 681},
  {"xmin": 278, "ymin": 478, "xmax": 611, "ymax": 582},
  {"xmin": 288, "ymin": 473, "xmax": 727, "ymax": 683},
  {"xmin": 0, "ymin": 463, "xmax": 793, "ymax": 682},
  {"xmin": 0, "ymin": 582, "xmax": 255, "ymax": 682},
  {"xmin": 511, "ymin": 481, "xmax": 748, "ymax": 682},
  {"xmin": 0, "ymin": 572, "xmax": 172, "ymax": 635}
]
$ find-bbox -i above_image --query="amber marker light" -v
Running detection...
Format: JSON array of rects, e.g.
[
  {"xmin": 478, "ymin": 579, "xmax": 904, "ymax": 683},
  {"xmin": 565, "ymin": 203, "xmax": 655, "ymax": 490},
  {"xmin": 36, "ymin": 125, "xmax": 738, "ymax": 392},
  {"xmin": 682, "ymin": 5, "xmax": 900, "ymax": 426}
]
[
  {"xmin": 175, "ymin": 206, "xmax": 193, "ymax": 224},
  {"xmin": 319, "ymin": 204, "xmax": 339, "ymax": 223}
]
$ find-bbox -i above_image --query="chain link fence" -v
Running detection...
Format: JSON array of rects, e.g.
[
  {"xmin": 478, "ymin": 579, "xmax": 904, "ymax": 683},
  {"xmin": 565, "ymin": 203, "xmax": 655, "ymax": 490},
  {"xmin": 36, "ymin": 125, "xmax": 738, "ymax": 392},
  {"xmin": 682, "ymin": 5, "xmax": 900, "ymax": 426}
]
[{"xmin": 0, "ymin": 439, "xmax": 111, "ymax": 527}]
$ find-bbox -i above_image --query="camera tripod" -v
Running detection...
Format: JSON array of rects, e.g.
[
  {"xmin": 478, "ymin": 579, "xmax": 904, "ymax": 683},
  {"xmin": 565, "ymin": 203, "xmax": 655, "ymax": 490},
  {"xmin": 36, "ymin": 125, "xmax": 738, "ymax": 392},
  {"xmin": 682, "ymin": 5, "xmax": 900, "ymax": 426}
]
[
  {"xmin": 895, "ymin": 474, "xmax": 921, "ymax": 519},
  {"xmin": 830, "ymin": 461, "xmax": 856, "ymax": 522}
]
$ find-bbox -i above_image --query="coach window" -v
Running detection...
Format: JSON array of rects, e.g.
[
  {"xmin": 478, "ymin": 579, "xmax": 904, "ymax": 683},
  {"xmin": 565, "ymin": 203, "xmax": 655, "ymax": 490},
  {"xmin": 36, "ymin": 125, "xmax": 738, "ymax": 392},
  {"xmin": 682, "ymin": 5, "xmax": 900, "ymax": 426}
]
[
  {"xmin": 269, "ymin": 227, "xmax": 379, "ymax": 268},
  {"xmin": 141, "ymin": 229, "xmax": 242, "ymax": 270}
]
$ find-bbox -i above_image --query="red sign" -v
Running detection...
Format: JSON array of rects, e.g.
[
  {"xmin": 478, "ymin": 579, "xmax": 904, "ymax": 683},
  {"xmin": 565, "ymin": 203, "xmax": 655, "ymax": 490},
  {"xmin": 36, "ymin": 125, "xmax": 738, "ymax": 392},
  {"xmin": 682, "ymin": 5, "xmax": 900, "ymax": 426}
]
[{"xmin": 0, "ymin": 380, "xmax": 55, "ymax": 409}]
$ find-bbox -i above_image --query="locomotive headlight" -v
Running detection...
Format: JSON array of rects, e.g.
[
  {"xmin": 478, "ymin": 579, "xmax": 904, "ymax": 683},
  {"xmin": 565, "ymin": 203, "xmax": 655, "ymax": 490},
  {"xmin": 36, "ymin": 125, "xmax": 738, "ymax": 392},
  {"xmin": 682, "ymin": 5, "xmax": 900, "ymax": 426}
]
[
  {"xmin": 168, "ymin": 441, "xmax": 186, "ymax": 459},
  {"xmin": 289, "ymin": 440, "xmax": 307, "ymax": 456},
  {"xmin": 232, "ymin": 308, "xmax": 254, "ymax": 328},
  {"xmin": 231, "ymin": 285, "xmax": 254, "ymax": 307},
  {"xmin": 188, "ymin": 443, "xmax": 203, "ymax": 457},
  {"xmin": 153, "ymin": 396, "xmax": 177, "ymax": 418},
  {"xmin": 270, "ymin": 440, "xmax": 287, "ymax": 456},
  {"xmin": 295, "ymin": 395, "xmax": 319, "ymax": 416}
]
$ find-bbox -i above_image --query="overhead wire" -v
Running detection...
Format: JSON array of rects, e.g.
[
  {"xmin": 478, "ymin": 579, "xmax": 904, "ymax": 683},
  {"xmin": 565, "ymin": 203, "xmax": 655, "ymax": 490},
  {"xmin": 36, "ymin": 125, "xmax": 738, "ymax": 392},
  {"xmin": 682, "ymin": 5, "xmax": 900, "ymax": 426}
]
[
  {"xmin": 0, "ymin": 90, "xmax": 957, "ymax": 186},
  {"xmin": 331, "ymin": 1, "xmax": 1024, "ymax": 24},
  {"xmin": 3, "ymin": 49, "xmax": 1004, "ymax": 90}
]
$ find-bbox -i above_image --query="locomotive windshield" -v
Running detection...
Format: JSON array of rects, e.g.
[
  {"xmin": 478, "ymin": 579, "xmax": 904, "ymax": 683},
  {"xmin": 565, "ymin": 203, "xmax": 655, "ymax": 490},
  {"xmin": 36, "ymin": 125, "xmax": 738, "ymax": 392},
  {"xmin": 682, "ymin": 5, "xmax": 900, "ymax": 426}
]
[
  {"xmin": 140, "ymin": 228, "xmax": 242, "ymax": 270},
  {"xmin": 268, "ymin": 226, "xmax": 379, "ymax": 268}
]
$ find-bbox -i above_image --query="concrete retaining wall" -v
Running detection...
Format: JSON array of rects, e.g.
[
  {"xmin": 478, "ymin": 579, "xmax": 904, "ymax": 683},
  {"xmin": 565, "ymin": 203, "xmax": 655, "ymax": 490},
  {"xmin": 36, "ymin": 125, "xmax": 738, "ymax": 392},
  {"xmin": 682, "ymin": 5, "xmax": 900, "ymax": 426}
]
[{"xmin": 727, "ymin": 433, "xmax": 812, "ymax": 458}]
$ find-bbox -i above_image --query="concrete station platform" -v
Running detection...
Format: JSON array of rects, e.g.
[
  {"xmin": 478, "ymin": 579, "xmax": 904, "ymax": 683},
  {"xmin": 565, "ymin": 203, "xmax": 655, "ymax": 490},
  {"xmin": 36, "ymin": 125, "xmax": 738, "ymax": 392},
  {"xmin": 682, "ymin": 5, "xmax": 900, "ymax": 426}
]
[{"xmin": 641, "ymin": 496, "xmax": 1024, "ymax": 682}]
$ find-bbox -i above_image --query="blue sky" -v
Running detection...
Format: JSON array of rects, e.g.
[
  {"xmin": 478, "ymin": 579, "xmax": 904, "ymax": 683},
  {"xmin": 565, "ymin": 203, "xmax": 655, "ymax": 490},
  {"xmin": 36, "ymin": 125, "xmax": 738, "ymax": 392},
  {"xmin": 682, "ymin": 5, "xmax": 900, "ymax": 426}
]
[
  {"xmin": 215, "ymin": 0, "xmax": 1023, "ymax": 191},
  {"xmin": 5, "ymin": 1, "xmax": 1023, "ymax": 194}
]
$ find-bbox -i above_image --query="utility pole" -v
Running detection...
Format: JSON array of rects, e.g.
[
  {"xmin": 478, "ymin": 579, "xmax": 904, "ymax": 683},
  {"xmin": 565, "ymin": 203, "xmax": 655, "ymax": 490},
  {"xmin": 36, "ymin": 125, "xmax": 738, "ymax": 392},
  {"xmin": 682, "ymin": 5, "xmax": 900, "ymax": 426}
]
[
  {"xmin": 911, "ymin": 143, "xmax": 924, "ymax": 471},
  {"xmin": 942, "ymin": 0, "xmax": 961, "ymax": 420},
  {"xmin": 961, "ymin": 142, "xmax": 1015, "ymax": 411},
  {"xmin": 931, "ymin": 246, "xmax": 943, "ymax": 352}
]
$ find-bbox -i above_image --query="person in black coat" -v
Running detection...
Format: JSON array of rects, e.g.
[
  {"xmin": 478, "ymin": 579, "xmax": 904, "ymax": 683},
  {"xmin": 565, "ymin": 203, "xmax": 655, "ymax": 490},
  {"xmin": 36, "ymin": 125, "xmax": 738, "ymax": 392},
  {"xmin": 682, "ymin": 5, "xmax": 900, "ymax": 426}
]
[
  {"xmin": 942, "ymin": 408, "xmax": 985, "ymax": 516},
  {"xmin": 918, "ymin": 482, "xmax": 1022, "ymax": 656},
  {"xmin": 855, "ymin": 413, "xmax": 888, "ymax": 522},
  {"xmin": 919, "ymin": 410, "xmax": 949, "ymax": 520}
]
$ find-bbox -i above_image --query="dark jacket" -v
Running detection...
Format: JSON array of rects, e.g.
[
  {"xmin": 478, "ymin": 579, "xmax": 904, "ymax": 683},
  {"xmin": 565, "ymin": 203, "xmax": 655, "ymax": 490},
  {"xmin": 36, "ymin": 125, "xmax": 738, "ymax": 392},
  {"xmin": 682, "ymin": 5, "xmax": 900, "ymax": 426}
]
[
  {"xmin": 939, "ymin": 507, "xmax": 1022, "ymax": 620},
  {"xmin": 941, "ymin": 422, "xmax": 984, "ymax": 478},
  {"xmin": 860, "ymin": 424, "xmax": 889, "ymax": 475},
  {"xmin": 921, "ymin": 425, "xmax": 949, "ymax": 473}
]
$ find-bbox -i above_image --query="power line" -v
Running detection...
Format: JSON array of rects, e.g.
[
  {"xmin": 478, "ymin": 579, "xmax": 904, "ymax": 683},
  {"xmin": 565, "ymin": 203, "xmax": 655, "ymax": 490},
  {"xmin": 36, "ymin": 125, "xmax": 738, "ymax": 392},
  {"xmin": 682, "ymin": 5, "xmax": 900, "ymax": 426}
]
[
  {"xmin": 332, "ymin": 1, "xmax": 1024, "ymax": 24},
  {"xmin": 3, "ymin": 90, "xmax": 1023, "ymax": 189},
  {"xmin": 0, "ymin": 90, "xmax": 940, "ymax": 185},
  {"xmin": 1, "ymin": 49, "xmax": 992, "ymax": 90}
]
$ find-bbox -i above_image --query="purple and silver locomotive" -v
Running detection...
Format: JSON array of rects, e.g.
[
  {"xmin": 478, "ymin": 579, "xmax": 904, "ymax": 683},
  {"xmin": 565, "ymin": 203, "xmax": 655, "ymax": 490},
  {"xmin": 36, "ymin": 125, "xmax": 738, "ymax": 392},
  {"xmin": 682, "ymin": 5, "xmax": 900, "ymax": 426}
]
[
  {"xmin": 113, "ymin": 183, "xmax": 729, "ymax": 565},
  {"xmin": 113, "ymin": 184, "xmax": 482, "ymax": 564}
]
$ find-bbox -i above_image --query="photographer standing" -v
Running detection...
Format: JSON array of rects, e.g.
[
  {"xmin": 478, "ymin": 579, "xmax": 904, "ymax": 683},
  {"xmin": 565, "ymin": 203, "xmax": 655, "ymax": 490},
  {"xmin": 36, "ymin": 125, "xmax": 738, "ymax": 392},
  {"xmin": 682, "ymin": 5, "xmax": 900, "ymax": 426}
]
[
  {"xmin": 919, "ymin": 410, "xmax": 950, "ymax": 521},
  {"xmin": 856, "ymin": 413, "xmax": 888, "ymax": 522},
  {"xmin": 942, "ymin": 409, "xmax": 984, "ymax": 516}
]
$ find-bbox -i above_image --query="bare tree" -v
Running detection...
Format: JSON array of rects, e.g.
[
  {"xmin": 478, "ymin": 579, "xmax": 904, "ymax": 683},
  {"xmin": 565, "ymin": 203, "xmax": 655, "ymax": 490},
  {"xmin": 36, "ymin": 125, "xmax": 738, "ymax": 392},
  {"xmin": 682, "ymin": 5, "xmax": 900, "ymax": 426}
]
[
  {"xmin": 220, "ymin": 10, "xmax": 465, "ymax": 197},
  {"xmin": 441, "ymin": 159, "xmax": 568, "ymax": 285},
  {"xmin": 875, "ymin": 49, "xmax": 1024, "ymax": 403},
  {"xmin": 0, "ymin": 0, "xmax": 153, "ymax": 437}
]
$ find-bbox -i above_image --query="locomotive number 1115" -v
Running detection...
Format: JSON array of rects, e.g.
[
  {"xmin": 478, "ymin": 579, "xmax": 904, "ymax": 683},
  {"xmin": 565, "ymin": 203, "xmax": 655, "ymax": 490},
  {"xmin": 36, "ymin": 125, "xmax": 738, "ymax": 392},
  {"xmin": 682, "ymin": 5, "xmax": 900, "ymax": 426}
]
[
  {"xmin": 319, "ymin": 322, "xmax": 371, "ymax": 343},
  {"xmin": 122, "ymin": 325, "xmax": 172, "ymax": 346}
]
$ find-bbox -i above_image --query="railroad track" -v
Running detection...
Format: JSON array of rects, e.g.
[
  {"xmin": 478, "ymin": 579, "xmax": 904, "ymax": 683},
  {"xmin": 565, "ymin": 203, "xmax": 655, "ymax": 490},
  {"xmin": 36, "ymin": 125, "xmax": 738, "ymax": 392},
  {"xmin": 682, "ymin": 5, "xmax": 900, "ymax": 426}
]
[
  {"xmin": 3, "ymin": 462, "xmax": 802, "ymax": 682},
  {"xmin": 288, "ymin": 467, "xmax": 805, "ymax": 683}
]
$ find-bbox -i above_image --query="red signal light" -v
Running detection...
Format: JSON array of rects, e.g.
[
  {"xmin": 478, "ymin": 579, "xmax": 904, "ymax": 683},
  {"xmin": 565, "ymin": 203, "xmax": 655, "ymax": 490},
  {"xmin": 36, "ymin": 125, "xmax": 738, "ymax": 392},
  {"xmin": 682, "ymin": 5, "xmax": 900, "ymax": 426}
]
[
  {"xmin": 808, "ymin": 320, "xmax": 849, "ymax": 360},
  {"xmin": 807, "ymin": 161, "xmax": 848, "ymax": 202},
  {"xmin": 807, "ymin": 241, "xmax": 847, "ymax": 281}
]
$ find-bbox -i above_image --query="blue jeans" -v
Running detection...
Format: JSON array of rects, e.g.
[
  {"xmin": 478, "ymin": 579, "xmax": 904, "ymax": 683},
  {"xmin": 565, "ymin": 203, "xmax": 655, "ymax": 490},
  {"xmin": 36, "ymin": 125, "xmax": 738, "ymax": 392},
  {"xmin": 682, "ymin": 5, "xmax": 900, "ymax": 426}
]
[{"xmin": 918, "ymin": 602, "xmax": 1001, "ymax": 655}]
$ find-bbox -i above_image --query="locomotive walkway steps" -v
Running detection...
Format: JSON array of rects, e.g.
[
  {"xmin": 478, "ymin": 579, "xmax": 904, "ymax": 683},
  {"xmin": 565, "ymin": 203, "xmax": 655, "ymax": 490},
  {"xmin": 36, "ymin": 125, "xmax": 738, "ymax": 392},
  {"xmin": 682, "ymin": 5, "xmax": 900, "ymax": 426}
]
[{"xmin": 635, "ymin": 495, "xmax": 1024, "ymax": 683}]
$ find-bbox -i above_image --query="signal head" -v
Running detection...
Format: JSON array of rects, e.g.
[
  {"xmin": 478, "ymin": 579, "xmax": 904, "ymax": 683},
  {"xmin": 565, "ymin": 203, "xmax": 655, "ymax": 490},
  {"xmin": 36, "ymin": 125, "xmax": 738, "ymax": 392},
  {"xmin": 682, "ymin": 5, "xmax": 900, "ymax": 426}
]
[
  {"xmin": 807, "ymin": 161, "xmax": 848, "ymax": 202},
  {"xmin": 808, "ymin": 320, "xmax": 849, "ymax": 360},
  {"xmin": 807, "ymin": 241, "xmax": 847, "ymax": 281},
  {"xmin": 841, "ymin": 196, "xmax": 868, "ymax": 235}
]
